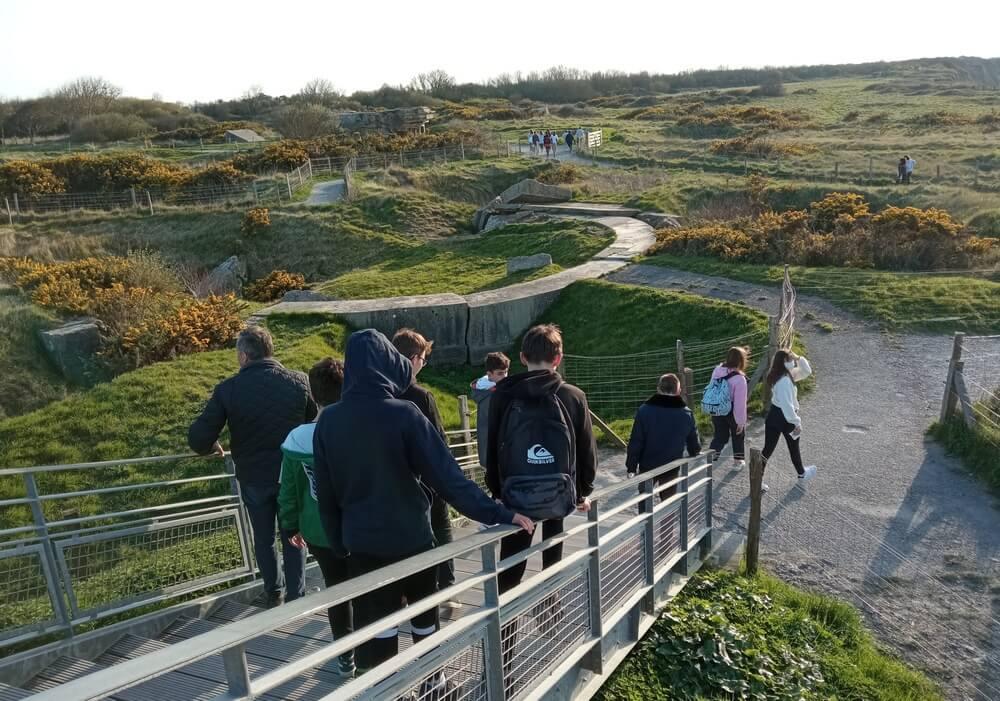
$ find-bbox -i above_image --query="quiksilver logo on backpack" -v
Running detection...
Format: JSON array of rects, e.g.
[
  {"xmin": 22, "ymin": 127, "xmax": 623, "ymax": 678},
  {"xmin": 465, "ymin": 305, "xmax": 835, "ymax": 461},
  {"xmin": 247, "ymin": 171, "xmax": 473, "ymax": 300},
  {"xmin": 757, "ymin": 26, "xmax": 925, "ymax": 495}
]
[{"xmin": 527, "ymin": 444, "xmax": 555, "ymax": 465}]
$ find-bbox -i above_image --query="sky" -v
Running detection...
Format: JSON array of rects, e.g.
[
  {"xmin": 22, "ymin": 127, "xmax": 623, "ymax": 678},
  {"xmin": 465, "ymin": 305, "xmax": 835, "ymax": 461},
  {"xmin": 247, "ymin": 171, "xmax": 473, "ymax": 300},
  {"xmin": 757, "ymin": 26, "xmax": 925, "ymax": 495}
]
[{"xmin": 1, "ymin": 0, "xmax": 998, "ymax": 104}]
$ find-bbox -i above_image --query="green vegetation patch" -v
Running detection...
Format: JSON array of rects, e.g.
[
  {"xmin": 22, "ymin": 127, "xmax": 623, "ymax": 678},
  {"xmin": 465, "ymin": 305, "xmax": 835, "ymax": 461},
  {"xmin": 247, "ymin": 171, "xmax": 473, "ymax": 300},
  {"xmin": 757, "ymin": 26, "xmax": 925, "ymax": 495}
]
[
  {"xmin": 0, "ymin": 290, "xmax": 69, "ymax": 418},
  {"xmin": 596, "ymin": 569, "xmax": 942, "ymax": 701},
  {"xmin": 930, "ymin": 417, "xmax": 1000, "ymax": 493},
  {"xmin": 319, "ymin": 221, "xmax": 613, "ymax": 298}
]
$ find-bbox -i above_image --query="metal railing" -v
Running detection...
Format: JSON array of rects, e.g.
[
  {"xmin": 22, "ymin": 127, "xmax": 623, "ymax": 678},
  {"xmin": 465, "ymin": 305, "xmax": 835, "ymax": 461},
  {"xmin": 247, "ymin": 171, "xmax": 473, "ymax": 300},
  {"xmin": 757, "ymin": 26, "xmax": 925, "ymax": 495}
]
[
  {"xmin": 0, "ymin": 433, "xmax": 485, "ymax": 649},
  {"xmin": 23, "ymin": 454, "xmax": 713, "ymax": 701}
]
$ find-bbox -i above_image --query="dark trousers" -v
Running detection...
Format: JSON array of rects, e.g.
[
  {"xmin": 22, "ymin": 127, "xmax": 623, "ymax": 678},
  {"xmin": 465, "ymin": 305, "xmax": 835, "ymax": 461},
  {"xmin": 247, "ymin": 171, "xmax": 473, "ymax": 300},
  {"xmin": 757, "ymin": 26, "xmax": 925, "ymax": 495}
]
[
  {"xmin": 497, "ymin": 518, "xmax": 565, "ymax": 595},
  {"xmin": 430, "ymin": 493, "xmax": 455, "ymax": 589},
  {"xmin": 306, "ymin": 543, "xmax": 353, "ymax": 641},
  {"xmin": 709, "ymin": 412, "xmax": 745, "ymax": 461},
  {"xmin": 762, "ymin": 405, "xmax": 805, "ymax": 476},
  {"xmin": 349, "ymin": 547, "xmax": 439, "ymax": 670},
  {"xmin": 638, "ymin": 466, "xmax": 680, "ymax": 505},
  {"xmin": 240, "ymin": 481, "xmax": 305, "ymax": 601}
]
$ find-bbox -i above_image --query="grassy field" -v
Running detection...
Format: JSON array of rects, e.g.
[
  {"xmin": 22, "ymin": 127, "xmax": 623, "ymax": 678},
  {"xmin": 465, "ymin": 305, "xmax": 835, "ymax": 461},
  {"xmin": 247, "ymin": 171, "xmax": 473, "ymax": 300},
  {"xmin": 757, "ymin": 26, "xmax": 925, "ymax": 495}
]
[
  {"xmin": 643, "ymin": 254, "xmax": 1000, "ymax": 334},
  {"xmin": 596, "ymin": 568, "xmax": 942, "ymax": 701},
  {"xmin": 0, "ymin": 289, "xmax": 70, "ymax": 419},
  {"xmin": 319, "ymin": 220, "xmax": 613, "ymax": 298}
]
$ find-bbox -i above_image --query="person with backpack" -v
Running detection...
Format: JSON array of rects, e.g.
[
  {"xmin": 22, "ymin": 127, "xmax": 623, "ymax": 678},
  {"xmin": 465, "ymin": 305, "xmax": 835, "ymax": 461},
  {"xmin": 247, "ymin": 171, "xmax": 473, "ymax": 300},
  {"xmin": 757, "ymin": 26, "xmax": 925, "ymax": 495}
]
[
  {"xmin": 703, "ymin": 346, "xmax": 750, "ymax": 469},
  {"xmin": 761, "ymin": 349, "xmax": 816, "ymax": 491},
  {"xmin": 278, "ymin": 358, "xmax": 354, "ymax": 677},
  {"xmin": 485, "ymin": 323, "xmax": 598, "ymax": 595},
  {"xmin": 391, "ymin": 328, "xmax": 459, "ymax": 609},
  {"xmin": 312, "ymin": 329, "xmax": 534, "ymax": 675},
  {"xmin": 626, "ymin": 373, "xmax": 701, "ymax": 499}
]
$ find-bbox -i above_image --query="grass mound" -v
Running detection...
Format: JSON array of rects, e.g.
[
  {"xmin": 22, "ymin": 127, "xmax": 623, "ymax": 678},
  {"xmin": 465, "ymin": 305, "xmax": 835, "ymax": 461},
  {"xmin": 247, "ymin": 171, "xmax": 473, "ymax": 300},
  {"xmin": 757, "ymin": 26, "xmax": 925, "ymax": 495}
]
[
  {"xmin": 0, "ymin": 291, "xmax": 68, "ymax": 419},
  {"xmin": 596, "ymin": 569, "xmax": 941, "ymax": 701}
]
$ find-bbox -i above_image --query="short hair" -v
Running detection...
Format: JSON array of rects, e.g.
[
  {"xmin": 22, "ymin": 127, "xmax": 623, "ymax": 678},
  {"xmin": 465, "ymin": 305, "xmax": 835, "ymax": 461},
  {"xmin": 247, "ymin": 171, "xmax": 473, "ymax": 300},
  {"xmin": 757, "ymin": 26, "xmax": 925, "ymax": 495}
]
[
  {"xmin": 236, "ymin": 326, "xmax": 273, "ymax": 362},
  {"xmin": 308, "ymin": 357, "xmax": 344, "ymax": 407},
  {"xmin": 723, "ymin": 346, "xmax": 749, "ymax": 372},
  {"xmin": 521, "ymin": 324, "xmax": 563, "ymax": 364},
  {"xmin": 657, "ymin": 373, "xmax": 681, "ymax": 395},
  {"xmin": 485, "ymin": 352, "xmax": 510, "ymax": 372},
  {"xmin": 392, "ymin": 328, "xmax": 433, "ymax": 360}
]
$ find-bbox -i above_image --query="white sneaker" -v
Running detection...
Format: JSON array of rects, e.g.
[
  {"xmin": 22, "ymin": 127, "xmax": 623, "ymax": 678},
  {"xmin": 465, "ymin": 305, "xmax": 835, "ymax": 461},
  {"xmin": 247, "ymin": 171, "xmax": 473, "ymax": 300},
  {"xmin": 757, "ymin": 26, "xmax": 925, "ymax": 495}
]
[
  {"xmin": 732, "ymin": 459, "xmax": 746, "ymax": 470},
  {"xmin": 443, "ymin": 599, "xmax": 464, "ymax": 610},
  {"xmin": 799, "ymin": 465, "xmax": 817, "ymax": 482},
  {"xmin": 761, "ymin": 483, "xmax": 770, "ymax": 493}
]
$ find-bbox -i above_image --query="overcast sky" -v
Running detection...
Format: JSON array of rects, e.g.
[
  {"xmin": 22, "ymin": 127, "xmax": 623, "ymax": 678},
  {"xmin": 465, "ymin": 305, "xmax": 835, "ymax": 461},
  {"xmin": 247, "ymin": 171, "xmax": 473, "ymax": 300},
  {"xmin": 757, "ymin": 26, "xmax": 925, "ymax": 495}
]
[{"xmin": 2, "ymin": 0, "xmax": 997, "ymax": 103}]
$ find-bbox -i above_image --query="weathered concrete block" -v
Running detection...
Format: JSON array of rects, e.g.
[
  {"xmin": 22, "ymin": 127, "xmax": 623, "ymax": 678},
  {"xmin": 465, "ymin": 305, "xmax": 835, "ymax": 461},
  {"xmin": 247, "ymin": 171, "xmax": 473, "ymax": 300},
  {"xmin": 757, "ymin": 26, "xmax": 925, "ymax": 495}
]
[
  {"xmin": 38, "ymin": 318, "xmax": 102, "ymax": 385},
  {"xmin": 636, "ymin": 212, "xmax": 682, "ymax": 229},
  {"xmin": 281, "ymin": 289, "xmax": 336, "ymax": 302},
  {"xmin": 205, "ymin": 256, "xmax": 247, "ymax": 296},
  {"xmin": 466, "ymin": 283, "xmax": 565, "ymax": 361},
  {"xmin": 507, "ymin": 253, "xmax": 553, "ymax": 274},
  {"xmin": 499, "ymin": 179, "xmax": 571, "ymax": 205}
]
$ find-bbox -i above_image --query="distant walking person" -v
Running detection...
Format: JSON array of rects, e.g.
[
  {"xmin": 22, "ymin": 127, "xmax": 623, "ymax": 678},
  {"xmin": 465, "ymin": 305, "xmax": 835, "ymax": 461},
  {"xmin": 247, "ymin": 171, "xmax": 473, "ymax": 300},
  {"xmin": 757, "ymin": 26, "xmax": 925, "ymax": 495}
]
[
  {"xmin": 761, "ymin": 349, "xmax": 816, "ymax": 491},
  {"xmin": 904, "ymin": 155, "xmax": 916, "ymax": 184},
  {"xmin": 391, "ymin": 328, "xmax": 458, "ymax": 608},
  {"xmin": 897, "ymin": 157, "xmax": 907, "ymax": 184},
  {"xmin": 543, "ymin": 130, "xmax": 552, "ymax": 158},
  {"xmin": 278, "ymin": 358, "xmax": 354, "ymax": 676},
  {"xmin": 188, "ymin": 326, "xmax": 315, "ymax": 607},
  {"xmin": 576, "ymin": 127, "xmax": 585, "ymax": 150},
  {"xmin": 626, "ymin": 373, "xmax": 701, "ymax": 499},
  {"xmin": 565, "ymin": 130, "xmax": 575, "ymax": 152},
  {"xmin": 703, "ymin": 346, "xmax": 749, "ymax": 469}
]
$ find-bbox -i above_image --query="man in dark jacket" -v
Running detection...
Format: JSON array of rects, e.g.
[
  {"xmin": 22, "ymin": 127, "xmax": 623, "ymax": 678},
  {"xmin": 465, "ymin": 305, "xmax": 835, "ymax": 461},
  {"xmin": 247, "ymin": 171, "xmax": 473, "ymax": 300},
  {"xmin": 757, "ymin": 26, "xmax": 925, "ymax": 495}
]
[
  {"xmin": 312, "ymin": 329, "xmax": 533, "ymax": 671},
  {"xmin": 486, "ymin": 324, "xmax": 598, "ymax": 595},
  {"xmin": 626, "ymin": 373, "xmax": 701, "ymax": 500},
  {"xmin": 188, "ymin": 325, "xmax": 316, "ymax": 607},
  {"xmin": 391, "ymin": 328, "xmax": 455, "ymax": 602}
]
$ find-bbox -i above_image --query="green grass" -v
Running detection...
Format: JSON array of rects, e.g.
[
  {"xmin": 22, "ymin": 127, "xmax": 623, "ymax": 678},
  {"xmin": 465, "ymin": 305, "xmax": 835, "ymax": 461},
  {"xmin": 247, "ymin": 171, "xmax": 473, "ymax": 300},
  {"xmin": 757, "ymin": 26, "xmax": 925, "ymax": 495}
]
[
  {"xmin": 0, "ymin": 290, "xmax": 70, "ymax": 419},
  {"xmin": 930, "ymin": 417, "xmax": 1000, "ymax": 492},
  {"xmin": 643, "ymin": 254, "xmax": 1000, "ymax": 334},
  {"xmin": 596, "ymin": 568, "xmax": 942, "ymax": 701},
  {"xmin": 318, "ymin": 221, "xmax": 613, "ymax": 298}
]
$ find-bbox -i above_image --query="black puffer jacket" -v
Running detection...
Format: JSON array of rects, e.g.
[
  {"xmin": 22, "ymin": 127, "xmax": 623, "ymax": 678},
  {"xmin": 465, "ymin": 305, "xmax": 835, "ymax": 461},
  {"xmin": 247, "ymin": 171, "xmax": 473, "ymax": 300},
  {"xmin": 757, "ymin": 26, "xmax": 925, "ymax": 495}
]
[
  {"xmin": 312, "ymin": 329, "xmax": 515, "ymax": 559},
  {"xmin": 625, "ymin": 394, "xmax": 701, "ymax": 474},
  {"xmin": 188, "ymin": 359, "xmax": 317, "ymax": 484}
]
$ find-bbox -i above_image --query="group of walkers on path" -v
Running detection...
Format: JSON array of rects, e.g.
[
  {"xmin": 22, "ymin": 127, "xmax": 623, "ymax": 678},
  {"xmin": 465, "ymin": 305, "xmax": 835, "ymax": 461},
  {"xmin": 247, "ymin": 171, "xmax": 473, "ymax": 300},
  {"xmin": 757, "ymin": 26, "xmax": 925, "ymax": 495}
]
[
  {"xmin": 188, "ymin": 321, "xmax": 814, "ymax": 687},
  {"xmin": 527, "ymin": 127, "xmax": 587, "ymax": 158}
]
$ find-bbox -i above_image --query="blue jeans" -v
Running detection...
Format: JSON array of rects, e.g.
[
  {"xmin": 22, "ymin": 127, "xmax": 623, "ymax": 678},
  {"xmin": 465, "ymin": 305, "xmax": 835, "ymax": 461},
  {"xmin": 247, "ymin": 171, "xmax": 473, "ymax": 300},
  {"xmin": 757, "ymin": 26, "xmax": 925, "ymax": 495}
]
[{"xmin": 240, "ymin": 481, "xmax": 305, "ymax": 601}]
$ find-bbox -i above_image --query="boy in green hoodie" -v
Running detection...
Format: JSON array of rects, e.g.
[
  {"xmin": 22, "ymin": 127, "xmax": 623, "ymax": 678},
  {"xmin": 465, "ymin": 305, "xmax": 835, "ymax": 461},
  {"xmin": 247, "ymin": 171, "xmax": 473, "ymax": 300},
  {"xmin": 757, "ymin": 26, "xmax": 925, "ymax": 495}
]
[{"xmin": 278, "ymin": 357, "xmax": 354, "ymax": 677}]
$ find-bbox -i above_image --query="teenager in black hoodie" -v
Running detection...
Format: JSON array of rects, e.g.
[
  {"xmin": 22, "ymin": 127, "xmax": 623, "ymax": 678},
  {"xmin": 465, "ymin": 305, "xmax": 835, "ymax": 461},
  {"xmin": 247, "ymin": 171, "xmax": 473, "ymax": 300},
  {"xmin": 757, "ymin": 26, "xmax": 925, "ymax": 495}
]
[
  {"xmin": 486, "ymin": 324, "xmax": 598, "ymax": 595},
  {"xmin": 312, "ymin": 329, "xmax": 532, "ymax": 671},
  {"xmin": 626, "ymin": 373, "xmax": 702, "ymax": 500}
]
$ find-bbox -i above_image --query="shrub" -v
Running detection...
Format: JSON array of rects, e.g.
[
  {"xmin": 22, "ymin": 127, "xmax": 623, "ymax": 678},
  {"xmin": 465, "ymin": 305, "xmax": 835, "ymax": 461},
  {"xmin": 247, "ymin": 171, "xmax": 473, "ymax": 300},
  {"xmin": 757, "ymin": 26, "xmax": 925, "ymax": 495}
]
[
  {"xmin": 244, "ymin": 270, "xmax": 306, "ymax": 302},
  {"xmin": 842, "ymin": 111, "xmax": 860, "ymax": 122},
  {"xmin": 70, "ymin": 113, "xmax": 154, "ymax": 143},
  {"xmin": 241, "ymin": 207, "xmax": 271, "ymax": 234},
  {"xmin": 0, "ymin": 160, "xmax": 66, "ymax": 196},
  {"xmin": 179, "ymin": 163, "xmax": 253, "ymax": 190},
  {"xmin": 808, "ymin": 192, "xmax": 870, "ymax": 233},
  {"xmin": 232, "ymin": 141, "xmax": 310, "ymax": 172},
  {"xmin": 537, "ymin": 163, "xmax": 583, "ymax": 185},
  {"xmin": 757, "ymin": 73, "xmax": 786, "ymax": 97}
]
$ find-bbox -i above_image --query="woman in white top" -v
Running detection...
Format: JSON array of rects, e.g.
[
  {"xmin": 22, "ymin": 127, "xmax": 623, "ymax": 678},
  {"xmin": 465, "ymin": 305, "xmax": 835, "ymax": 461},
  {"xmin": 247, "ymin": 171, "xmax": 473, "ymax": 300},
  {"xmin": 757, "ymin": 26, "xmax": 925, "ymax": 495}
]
[{"xmin": 762, "ymin": 349, "xmax": 817, "ymax": 490}]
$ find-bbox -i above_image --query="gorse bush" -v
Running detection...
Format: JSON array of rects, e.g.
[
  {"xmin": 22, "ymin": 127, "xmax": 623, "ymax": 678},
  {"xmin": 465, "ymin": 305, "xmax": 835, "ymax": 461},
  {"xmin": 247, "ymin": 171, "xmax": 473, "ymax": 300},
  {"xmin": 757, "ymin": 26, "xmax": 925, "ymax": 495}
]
[
  {"xmin": 241, "ymin": 207, "xmax": 271, "ymax": 234},
  {"xmin": 244, "ymin": 270, "xmax": 306, "ymax": 302},
  {"xmin": 651, "ymin": 189, "xmax": 995, "ymax": 270},
  {"xmin": 0, "ymin": 160, "xmax": 65, "ymax": 196}
]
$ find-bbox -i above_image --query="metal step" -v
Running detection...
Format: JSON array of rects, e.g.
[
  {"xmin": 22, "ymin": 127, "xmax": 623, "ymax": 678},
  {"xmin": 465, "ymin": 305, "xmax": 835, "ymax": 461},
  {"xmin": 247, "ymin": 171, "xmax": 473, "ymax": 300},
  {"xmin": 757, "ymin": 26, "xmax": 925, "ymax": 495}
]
[
  {"xmin": 23, "ymin": 657, "xmax": 106, "ymax": 691},
  {"xmin": 209, "ymin": 600, "xmax": 334, "ymax": 642},
  {"xmin": 0, "ymin": 683, "xmax": 32, "ymax": 701}
]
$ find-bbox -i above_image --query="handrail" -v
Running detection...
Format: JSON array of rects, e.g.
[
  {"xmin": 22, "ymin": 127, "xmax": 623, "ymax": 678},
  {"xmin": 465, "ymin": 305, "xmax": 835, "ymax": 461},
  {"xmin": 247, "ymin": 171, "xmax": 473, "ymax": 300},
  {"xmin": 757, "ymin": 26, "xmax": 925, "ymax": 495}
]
[
  {"xmin": 22, "ymin": 454, "xmax": 709, "ymax": 701},
  {"xmin": 0, "ymin": 451, "xmax": 220, "ymax": 477}
]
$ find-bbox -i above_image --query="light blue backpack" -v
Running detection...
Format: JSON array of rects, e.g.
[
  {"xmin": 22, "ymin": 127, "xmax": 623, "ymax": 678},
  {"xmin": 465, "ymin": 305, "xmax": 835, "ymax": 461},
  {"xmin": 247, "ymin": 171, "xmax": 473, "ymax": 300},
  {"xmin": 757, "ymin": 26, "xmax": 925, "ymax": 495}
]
[{"xmin": 701, "ymin": 371, "xmax": 737, "ymax": 416}]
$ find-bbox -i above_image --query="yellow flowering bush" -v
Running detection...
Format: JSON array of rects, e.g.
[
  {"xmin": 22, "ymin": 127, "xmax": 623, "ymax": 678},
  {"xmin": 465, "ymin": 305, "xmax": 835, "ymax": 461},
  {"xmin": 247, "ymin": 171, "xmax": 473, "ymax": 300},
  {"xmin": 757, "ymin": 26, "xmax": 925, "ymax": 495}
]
[
  {"xmin": 244, "ymin": 270, "xmax": 306, "ymax": 302},
  {"xmin": 241, "ymin": 207, "xmax": 271, "ymax": 235},
  {"xmin": 808, "ymin": 192, "xmax": 871, "ymax": 233}
]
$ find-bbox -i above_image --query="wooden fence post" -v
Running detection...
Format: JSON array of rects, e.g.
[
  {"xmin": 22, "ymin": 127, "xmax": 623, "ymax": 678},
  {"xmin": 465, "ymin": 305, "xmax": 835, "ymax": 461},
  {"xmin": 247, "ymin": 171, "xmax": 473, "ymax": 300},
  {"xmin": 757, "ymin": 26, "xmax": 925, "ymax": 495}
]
[
  {"xmin": 761, "ymin": 315, "xmax": 779, "ymax": 416},
  {"xmin": 589, "ymin": 409, "xmax": 627, "ymax": 450},
  {"xmin": 746, "ymin": 448, "xmax": 764, "ymax": 576},
  {"xmin": 145, "ymin": 191, "xmax": 154, "ymax": 215},
  {"xmin": 460, "ymin": 140, "xmax": 466, "ymax": 160},
  {"xmin": 4, "ymin": 197, "xmax": 12, "ymax": 226},
  {"xmin": 130, "ymin": 187, "xmax": 138, "ymax": 210},
  {"xmin": 936, "ymin": 164, "xmax": 941, "ymax": 180},
  {"xmin": 13, "ymin": 193, "xmax": 19, "ymax": 214},
  {"xmin": 399, "ymin": 149, "xmax": 404, "ymax": 166},
  {"xmin": 868, "ymin": 157, "xmax": 873, "ymax": 179},
  {"xmin": 834, "ymin": 162, "xmax": 840, "ymax": 179},
  {"xmin": 458, "ymin": 395, "xmax": 473, "ymax": 460},
  {"xmin": 683, "ymin": 367, "xmax": 695, "ymax": 410},
  {"xmin": 285, "ymin": 174, "xmax": 292, "ymax": 199},
  {"xmin": 953, "ymin": 363, "xmax": 977, "ymax": 429},
  {"xmin": 940, "ymin": 332, "xmax": 966, "ymax": 423}
]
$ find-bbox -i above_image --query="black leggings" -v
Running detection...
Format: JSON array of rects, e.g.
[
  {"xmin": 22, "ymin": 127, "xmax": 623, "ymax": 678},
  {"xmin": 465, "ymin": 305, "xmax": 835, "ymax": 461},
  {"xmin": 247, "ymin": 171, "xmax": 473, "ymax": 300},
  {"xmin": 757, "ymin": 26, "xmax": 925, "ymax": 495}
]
[
  {"xmin": 761, "ymin": 405, "xmax": 805, "ymax": 476},
  {"xmin": 709, "ymin": 411, "xmax": 745, "ymax": 460},
  {"xmin": 306, "ymin": 542, "xmax": 353, "ymax": 642}
]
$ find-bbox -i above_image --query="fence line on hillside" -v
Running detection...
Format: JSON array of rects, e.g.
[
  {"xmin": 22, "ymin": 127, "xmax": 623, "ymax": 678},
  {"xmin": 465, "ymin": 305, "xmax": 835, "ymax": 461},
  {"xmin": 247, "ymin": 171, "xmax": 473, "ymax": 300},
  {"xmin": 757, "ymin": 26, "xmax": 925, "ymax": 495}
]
[{"xmin": 940, "ymin": 332, "xmax": 1000, "ymax": 450}]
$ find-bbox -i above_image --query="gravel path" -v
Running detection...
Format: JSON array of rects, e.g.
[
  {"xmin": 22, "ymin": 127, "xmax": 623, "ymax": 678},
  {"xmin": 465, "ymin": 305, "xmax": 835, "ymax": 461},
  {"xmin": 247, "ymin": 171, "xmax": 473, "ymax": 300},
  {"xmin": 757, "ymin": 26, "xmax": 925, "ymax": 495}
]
[{"xmin": 604, "ymin": 264, "xmax": 1000, "ymax": 700}]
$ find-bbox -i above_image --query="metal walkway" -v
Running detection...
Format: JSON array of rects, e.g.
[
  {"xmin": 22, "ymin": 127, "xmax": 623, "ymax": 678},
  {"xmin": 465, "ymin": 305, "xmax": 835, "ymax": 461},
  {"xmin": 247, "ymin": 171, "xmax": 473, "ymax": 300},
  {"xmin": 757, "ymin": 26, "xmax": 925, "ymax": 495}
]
[{"xmin": 0, "ymin": 450, "xmax": 713, "ymax": 701}]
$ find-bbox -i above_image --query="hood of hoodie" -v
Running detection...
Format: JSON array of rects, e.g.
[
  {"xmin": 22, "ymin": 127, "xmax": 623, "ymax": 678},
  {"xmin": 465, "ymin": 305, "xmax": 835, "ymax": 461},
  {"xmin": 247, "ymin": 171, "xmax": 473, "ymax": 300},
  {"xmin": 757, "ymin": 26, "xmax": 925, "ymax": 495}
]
[
  {"xmin": 495, "ymin": 368, "xmax": 562, "ymax": 398},
  {"xmin": 341, "ymin": 329, "xmax": 413, "ymax": 401},
  {"xmin": 281, "ymin": 422, "xmax": 316, "ymax": 459}
]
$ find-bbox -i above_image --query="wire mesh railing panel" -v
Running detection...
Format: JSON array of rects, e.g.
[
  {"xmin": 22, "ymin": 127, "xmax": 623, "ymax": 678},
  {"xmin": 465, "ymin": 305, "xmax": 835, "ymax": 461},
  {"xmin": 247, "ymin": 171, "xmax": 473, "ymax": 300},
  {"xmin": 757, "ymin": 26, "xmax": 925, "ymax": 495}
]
[
  {"xmin": 599, "ymin": 530, "xmax": 646, "ymax": 613},
  {"xmin": 654, "ymin": 508, "xmax": 681, "ymax": 568},
  {"xmin": 56, "ymin": 512, "xmax": 247, "ymax": 616},
  {"xmin": 501, "ymin": 569, "xmax": 591, "ymax": 699},
  {"xmin": 688, "ymin": 491, "xmax": 707, "ymax": 537},
  {"xmin": 391, "ymin": 639, "xmax": 488, "ymax": 701},
  {"xmin": 0, "ymin": 546, "xmax": 58, "ymax": 640}
]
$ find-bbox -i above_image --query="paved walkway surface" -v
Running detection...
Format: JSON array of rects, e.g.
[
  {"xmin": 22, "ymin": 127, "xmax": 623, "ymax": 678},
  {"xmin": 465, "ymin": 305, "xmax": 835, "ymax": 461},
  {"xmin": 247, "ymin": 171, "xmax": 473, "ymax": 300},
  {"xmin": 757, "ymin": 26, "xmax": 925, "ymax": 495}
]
[
  {"xmin": 607, "ymin": 263, "xmax": 1000, "ymax": 700},
  {"xmin": 304, "ymin": 179, "xmax": 345, "ymax": 206}
]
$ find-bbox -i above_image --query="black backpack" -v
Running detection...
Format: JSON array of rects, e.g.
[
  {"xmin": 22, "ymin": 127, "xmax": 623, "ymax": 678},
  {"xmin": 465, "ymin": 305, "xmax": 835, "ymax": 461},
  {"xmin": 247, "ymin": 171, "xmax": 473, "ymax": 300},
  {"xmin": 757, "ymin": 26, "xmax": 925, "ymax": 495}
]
[{"xmin": 497, "ymin": 386, "xmax": 577, "ymax": 520}]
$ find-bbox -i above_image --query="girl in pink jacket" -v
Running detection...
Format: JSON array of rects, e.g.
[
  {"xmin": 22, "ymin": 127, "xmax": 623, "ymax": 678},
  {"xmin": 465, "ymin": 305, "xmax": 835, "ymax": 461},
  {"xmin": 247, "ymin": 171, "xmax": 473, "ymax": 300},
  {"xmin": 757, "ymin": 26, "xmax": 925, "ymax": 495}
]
[{"xmin": 708, "ymin": 347, "xmax": 749, "ymax": 467}]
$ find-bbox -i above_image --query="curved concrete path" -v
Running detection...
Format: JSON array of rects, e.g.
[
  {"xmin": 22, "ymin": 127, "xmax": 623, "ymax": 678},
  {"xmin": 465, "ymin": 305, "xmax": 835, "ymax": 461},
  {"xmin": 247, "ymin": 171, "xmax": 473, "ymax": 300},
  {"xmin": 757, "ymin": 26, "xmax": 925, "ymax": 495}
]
[
  {"xmin": 608, "ymin": 263, "xmax": 1000, "ymax": 700},
  {"xmin": 304, "ymin": 179, "xmax": 346, "ymax": 206},
  {"xmin": 255, "ymin": 212, "xmax": 655, "ymax": 363}
]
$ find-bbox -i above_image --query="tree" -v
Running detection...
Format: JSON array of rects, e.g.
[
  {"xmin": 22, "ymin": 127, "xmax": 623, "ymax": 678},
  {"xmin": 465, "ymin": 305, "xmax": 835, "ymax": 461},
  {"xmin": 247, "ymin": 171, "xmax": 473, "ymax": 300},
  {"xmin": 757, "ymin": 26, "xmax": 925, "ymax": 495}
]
[
  {"xmin": 7, "ymin": 99, "xmax": 59, "ymax": 144},
  {"xmin": 297, "ymin": 79, "xmax": 340, "ymax": 107},
  {"xmin": 274, "ymin": 103, "xmax": 337, "ymax": 139},
  {"xmin": 0, "ymin": 98, "xmax": 15, "ymax": 144},
  {"xmin": 239, "ymin": 85, "xmax": 268, "ymax": 118},
  {"xmin": 410, "ymin": 70, "xmax": 456, "ymax": 98},
  {"xmin": 54, "ymin": 76, "xmax": 122, "ymax": 121},
  {"xmin": 757, "ymin": 71, "xmax": 786, "ymax": 97}
]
